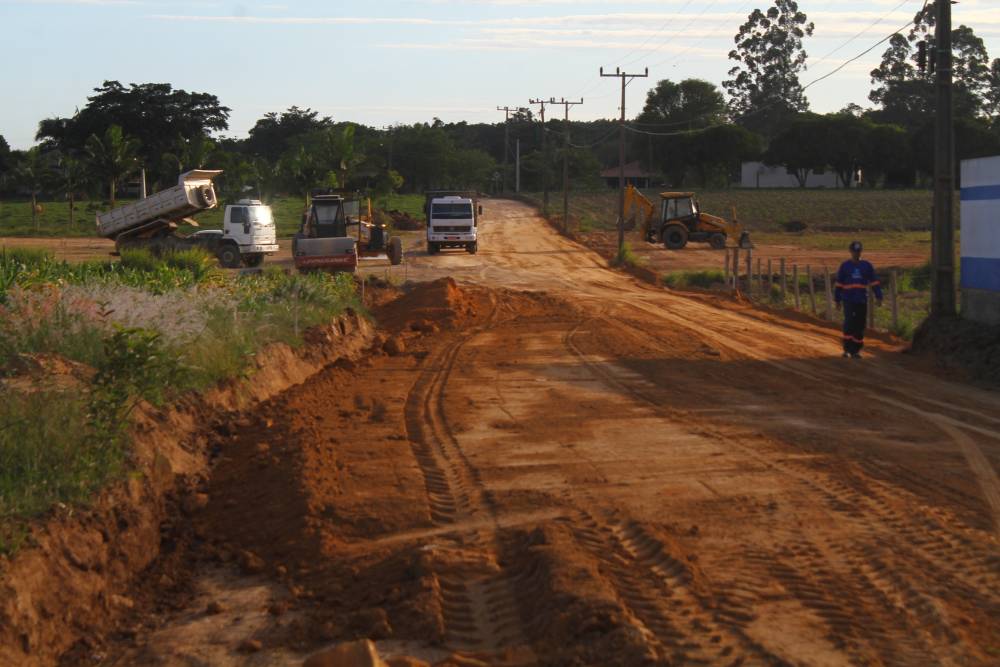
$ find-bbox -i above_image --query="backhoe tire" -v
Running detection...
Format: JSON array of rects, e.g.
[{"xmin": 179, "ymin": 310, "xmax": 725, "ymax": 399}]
[
  {"xmin": 217, "ymin": 244, "xmax": 241, "ymax": 269},
  {"xmin": 709, "ymin": 233, "xmax": 727, "ymax": 250},
  {"xmin": 662, "ymin": 225, "xmax": 689, "ymax": 250},
  {"xmin": 388, "ymin": 236, "xmax": 403, "ymax": 265}
]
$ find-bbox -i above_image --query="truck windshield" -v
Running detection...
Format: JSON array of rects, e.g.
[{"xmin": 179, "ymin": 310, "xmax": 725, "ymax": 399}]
[
  {"xmin": 248, "ymin": 207, "xmax": 273, "ymax": 225},
  {"xmin": 431, "ymin": 203, "xmax": 473, "ymax": 220}
]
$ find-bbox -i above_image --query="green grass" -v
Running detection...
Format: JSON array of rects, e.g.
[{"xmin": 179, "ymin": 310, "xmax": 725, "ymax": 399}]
[
  {"xmin": 611, "ymin": 242, "xmax": 643, "ymax": 269},
  {"xmin": 751, "ymin": 230, "xmax": 933, "ymax": 252},
  {"xmin": 1, "ymin": 250, "xmax": 362, "ymax": 553},
  {"xmin": 524, "ymin": 189, "xmax": 958, "ymax": 234},
  {"xmin": 662, "ymin": 270, "xmax": 727, "ymax": 289},
  {"xmin": 0, "ymin": 199, "xmax": 103, "ymax": 237}
]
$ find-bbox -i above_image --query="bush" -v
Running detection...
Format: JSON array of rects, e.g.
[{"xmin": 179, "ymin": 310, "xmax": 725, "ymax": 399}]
[{"xmin": 611, "ymin": 243, "xmax": 642, "ymax": 269}]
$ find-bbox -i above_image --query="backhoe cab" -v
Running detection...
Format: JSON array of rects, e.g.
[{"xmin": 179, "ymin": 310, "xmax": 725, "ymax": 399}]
[{"xmin": 626, "ymin": 185, "xmax": 752, "ymax": 251}]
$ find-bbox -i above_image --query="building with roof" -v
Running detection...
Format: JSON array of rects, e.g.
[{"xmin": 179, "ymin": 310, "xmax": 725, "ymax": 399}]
[{"xmin": 600, "ymin": 161, "xmax": 656, "ymax": 189}]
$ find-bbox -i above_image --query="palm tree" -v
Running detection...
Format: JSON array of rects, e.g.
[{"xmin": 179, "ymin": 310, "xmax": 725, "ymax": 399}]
[
  {"xmin": 85, "ymin": 125, "xmax": 140, "ymax": 207},
  {"xmin": 12, "ymin": 148, "xmax": 47, "ymax": 231},
  {"xmin": 162, "ymin": 133, "xmax": 217, "ymax": 175},
  {"xmin": 53, "ymin": 154, "xmax": 88, "ymax": 226},
  {"xmin": 280, "ymin": 145, "xmax": 331, "ymax": 207}
]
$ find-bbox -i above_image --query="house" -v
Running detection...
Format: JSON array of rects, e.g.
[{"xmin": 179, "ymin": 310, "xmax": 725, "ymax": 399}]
[
  {"xmin": 600, "ymin": 161, "xmax": 656, "ymax": 189},
  {"xmin": 738, "ymin": 161, "xmax": 853, "ymax": 188}
]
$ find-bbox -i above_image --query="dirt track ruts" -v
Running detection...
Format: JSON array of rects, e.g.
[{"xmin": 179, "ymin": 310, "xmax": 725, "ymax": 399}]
[{"xmin": 101, "ymin": 199, "xmax": 1000, "ymax": 666}]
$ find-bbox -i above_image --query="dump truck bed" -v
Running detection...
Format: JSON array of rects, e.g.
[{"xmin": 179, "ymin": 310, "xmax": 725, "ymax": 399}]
[{"xmin": 96, "ymin": 170, "xmax": 222, "ymax": 240}]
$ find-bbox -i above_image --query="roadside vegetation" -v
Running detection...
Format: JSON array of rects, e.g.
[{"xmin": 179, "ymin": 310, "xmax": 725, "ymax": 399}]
[{"xmin": 0, "ymin": 247, "xmax": 360, "ymax": 554}]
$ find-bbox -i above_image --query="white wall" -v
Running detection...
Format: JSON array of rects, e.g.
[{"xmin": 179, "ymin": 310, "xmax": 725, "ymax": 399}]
[
  {"xmin": 960, "ymin": 156, "xmax": 1000, "ymax": 294},
  {"xmin": 739, "ymin": 162, "xmax": 844, "ymax": 189}
]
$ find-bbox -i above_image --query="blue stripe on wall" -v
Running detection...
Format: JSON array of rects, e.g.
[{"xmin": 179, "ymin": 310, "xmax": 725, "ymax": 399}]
[
  {"xmin": 961, "ymin": 257, "xmax": 1000, "ymax": 291},
  {"xmin": 961, "ymin": 184, "xmax": 1000, "ymax": 201}
]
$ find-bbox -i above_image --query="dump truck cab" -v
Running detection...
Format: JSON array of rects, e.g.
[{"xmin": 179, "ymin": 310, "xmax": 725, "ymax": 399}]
[{"xmin": 646, "ymin": 192, "xmax": 751, "ymax": 250}]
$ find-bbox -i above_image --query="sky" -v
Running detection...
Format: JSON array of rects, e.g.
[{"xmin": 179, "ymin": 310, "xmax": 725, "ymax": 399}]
[{"xmin": 1, "ymin": 0, "xmax": 998, "ymax": 149}]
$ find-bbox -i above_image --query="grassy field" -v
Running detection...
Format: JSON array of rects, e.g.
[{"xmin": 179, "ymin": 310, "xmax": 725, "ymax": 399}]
[
  {"xmin": 0, "ymin": 247, "xmax": 361, "ymax": 554},
  {"xmin": 526, "ymin": 188, "xmax": 958, "ymax": 234},
  {"xmin": 0, "ymin": 193, "xmax": 427, "ymax": 239}
]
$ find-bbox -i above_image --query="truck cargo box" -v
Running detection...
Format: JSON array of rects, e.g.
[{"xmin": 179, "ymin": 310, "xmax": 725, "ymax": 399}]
[{"xmin": 96, "ymin": 170, "xmax": 222, "ymax": 240}]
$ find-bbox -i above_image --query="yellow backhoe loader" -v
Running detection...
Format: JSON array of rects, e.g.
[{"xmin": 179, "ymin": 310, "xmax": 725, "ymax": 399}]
[{"xmin": 622, "ymin": 185, "xmax": 752, "ymax": 250}]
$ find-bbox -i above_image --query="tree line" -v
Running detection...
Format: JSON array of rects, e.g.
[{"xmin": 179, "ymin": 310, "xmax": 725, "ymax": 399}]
[{"xmin": 1, "ymin": 0, "xmax": 999, "ymax": 226}]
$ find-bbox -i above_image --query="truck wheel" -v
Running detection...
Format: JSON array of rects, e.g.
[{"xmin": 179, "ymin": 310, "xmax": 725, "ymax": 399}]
[
  {"xmin": 709, "ymin": 233, "xmax": 727, "ymax": 250},
  {"xmin": 243, "ymin": 253, "xmax": 265, "ymax": 268},
  {"xmin": 663, "ymin": 225, "xmax": 689, "ymax": 250},
  {"xmin": 466, "ymin": 242, "xmax": 478, "ymax": 255},
  {"xmin": 217, "ymin": 244, "xmax": 241, "ymax": 268},
  {"xmin": 388, "ymin": 236, "xmax": 403, "ymax": 265},
  {"xmin": 427, "ymin": 242, "xmax": 439, "ymax": 255},
  {"xmin": 196, "ymin": 185, "xmax": 216, "ymax": 208}
]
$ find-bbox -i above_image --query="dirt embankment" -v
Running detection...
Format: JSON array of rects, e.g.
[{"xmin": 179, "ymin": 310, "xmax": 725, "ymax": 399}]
[
  {"xmin": 912, "ymin": 315, "xmax": 1000, "ymax": 388},
  {"xmin": 0, "ymin": 311, "xmax": 375, "ymax": 667}
]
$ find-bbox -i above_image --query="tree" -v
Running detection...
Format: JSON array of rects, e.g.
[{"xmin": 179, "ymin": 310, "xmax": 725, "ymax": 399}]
[
  {"xmin": 280, "ymin": 145, "xmax": 333, "ymax": 206},
  {"xmin": 0, "ymin": 135, "xmax": 10, "ymax": 176},
  {"xmin": 52, "ymin": 155, "xmax": 89, "ymax": 226},
  {"xmin": 985, "ymin": 58, "xmax": 1000, "ymax": 119},
  {"xmin": 724, "ymin": 0, "xmax": 814, "ymax": 138},
  {"xmin": 638, "ymin": 79, "xmax": 727, "ymax": 129},
  {"xmin": 869, "ymin": 3, "xmax": 992, "ymax": 127},
  {"xmin": 763, "ymin": 116, "xmax": 827, "ymax": 187},
  {"xmin": 37, "ymin": 81, "xmax": 229, "ymax": 188},
  {"xmin": 685, "ymin": 125, "xmax": 762, "ymax": 188},
  {"xmin": 11, "ymin": 148, "xmax": 48, "ymax": 231},
  {"xmin": 862, "ymin": 124, "xmax": 912, "ymax": 187},
  {"xmin": 247, "ymin": 107, "xmax": 333, "ymax": 162},
  {"xmin": 162, "ymin": 134, "xmax": 217, "ymax": 175},
  {"xmin": 85, "ymin": 125, "xmax": 140, "ymax": 206}
]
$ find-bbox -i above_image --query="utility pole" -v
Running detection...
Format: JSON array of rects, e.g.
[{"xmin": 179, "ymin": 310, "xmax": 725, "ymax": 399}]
[
  {"xmin": 516, "ymin": 139, "xmax": 521, "ymax": 193},
  {"xmin": 601, "ymin": 67, "xmax": 648, "ymax": 256},
  {"xmin": 932, "ymin": 0, "xmax": 956, "ymax": 317},
  {"xmin": 529, "ymin": 98, "xmax": 550, "ymax": 212},
  {"xmin": 496, "ymin": 106, "xmax": 519, "ymax": 194},
  {"xmin": 549, "ymin": 97, "xmax": 583, "ymax": 234}
]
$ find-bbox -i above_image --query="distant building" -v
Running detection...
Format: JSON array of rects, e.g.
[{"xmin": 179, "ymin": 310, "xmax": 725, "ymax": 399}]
[
  {"xmin": 960, "ymin": 155, "xmax": 1000, "ymax": 325},
  {"xmin": 600, "ymin": 161, "xmax": 656, "ymax": 189},
  {"xmin": 738, "ymin": 162, "xmax": 854, "ymax": 189}
]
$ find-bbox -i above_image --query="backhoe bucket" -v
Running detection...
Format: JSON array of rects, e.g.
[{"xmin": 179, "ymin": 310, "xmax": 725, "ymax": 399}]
[{"xmin": 738, "ymin": 232, "xmax": 753, "ymax": 249}]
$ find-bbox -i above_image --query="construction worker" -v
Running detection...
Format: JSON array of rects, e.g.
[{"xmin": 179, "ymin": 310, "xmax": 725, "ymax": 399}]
[{"xmin": 835, "ymin": 241, "xmax": 882, "ymax": 358}]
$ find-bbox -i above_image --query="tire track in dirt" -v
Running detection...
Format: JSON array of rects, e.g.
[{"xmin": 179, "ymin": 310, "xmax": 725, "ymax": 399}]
[
  {"xmin": 562, "ymin": 315, "xmax": 1000, "ymax": 663},
  {"xmin": 402, "ymin": 296, "xmax": 535, "ymax": 664}
]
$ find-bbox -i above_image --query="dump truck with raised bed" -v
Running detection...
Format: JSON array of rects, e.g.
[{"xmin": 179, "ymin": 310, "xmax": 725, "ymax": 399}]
[
  {"xmin": 292, "ymin": 195, "xmax": 402, "ymax": 273},
  {"xmin": 425, "ymin": 191, "xmax": 482, "ymax": 255},
  {"xmin": 96, "ymin": 170, "xmax": 278, "ymax": 268}
]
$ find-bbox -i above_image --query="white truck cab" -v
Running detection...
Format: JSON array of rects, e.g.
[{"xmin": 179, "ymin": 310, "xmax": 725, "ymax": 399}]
[
  {"xmin": 426, "ymin": 194, "xmax": 480, "ymax": 255},
  {"xmin": 221, "ymin": 200, "xmax": 279, "ymax": 267}
]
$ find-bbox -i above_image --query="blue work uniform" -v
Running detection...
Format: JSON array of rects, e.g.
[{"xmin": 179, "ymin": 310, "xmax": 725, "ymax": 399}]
[{"xmin": 835, "ymin": 260, "xmax": 883, "ymax": 354}]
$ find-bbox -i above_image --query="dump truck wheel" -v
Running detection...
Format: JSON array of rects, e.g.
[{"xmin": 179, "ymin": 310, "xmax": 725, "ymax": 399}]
[
  {"xmin": 388, "ymin": 236, "xmax": 403, "ymax": 265},
  {"xmin": 196, "ymin": 185, "xmax": 216, "ymax": 208},
  {"xmin": 217, "ymin": 244, "xmax": 241, "ymax": 269},
  {"xmin": 243, "ymin": 253, "xmax": 265, "ymax": 268},
  {"xmin": 709, "ymin": 233, "xmax": 727, "ymax": 250},
  {"xmin": 427, "ymin": 242, "xmax": 439, "ymax": 255},
  {"xmin": 466, "ymin": 242, "xmax": 478, "ymax": 255},
  {"xmin": 663, "ymin": 225, "xmax": 688, "ymax": 250}
]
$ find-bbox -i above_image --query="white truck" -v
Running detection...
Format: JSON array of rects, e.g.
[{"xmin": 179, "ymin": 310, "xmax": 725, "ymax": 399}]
[
  {"xmin": 424, "ymin": 192, "xmax": 482, "ymax": 255},
  {"xmin": 96, "ymin": 170, "xmax": 279, "ymax": 268}
]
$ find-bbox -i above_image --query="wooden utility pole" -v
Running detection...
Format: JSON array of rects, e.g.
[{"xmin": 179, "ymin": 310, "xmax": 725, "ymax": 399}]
[
  {"xmin": 528, "ymin": 99, "xmax": 550, "ymax": 212},
  {"xmin": 550, "ymin": 97, "xmax": 583, "ymax": 234},
  {"xmin": 600, "ymin": 67, "xmax": 648, "ymax": 256},
  {"xmin": 931, "ymin": 0, "xmax": 956, "ymax": 316},
  {"xmin": 496, "ymin": 106, "xmax": 519, "ymax": 194}
]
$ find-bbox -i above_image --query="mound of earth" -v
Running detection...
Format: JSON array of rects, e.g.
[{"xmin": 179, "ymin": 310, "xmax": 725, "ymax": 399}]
[
  {"xmin": 387, "ymin": 210, "xmax": 424, "ymax": 231},
  {"xmin": 912, "ymin": 315, "xmax": 1000, "ymax": 387},
  {"xmin": 374, "ymin": 278, "xmax": 486, "ymax": 333}
]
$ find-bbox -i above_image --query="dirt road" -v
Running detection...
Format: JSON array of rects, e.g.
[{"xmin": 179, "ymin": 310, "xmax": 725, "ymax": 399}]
[{"xmin": 107, "ymin": 200, "xmax": 999, "ymax": 666}]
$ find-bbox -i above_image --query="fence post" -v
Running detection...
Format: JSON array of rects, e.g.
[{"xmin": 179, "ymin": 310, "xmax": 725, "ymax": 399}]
[
  {"xmin": 732, "ymin": 246, "xmax": 741, "ymax": 291},
  {"xmin": 891, "ymin": 269, "xmax": 899, "ymax": 331},
  {"xmin": 756, "ymin": 257, "xmax": 762, "ymax": 292},
  {"xmin": 793, "ymin": 264, "xmax": 801, "ymax": 310},
  {"xmin": 746, "ymin": 249, "xmax": 753, "ymax": 298},
  {"xmin": 724, "ymin": 248, "xmax": 730, "ymax": 283},
  {"xmin": 824, "ymin": 267, "xmax": 834, "ymax": 320},
  {"xmin": 807, "ymin": 264, "xmax": 817, "ymax": 314},
  {"xmin": 767, "ymin": 258, "xmax": 773, "ymax": 291},
  {"xmin": 780, "ymin": 258, "xmax": 787, "ymax": 304}
]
